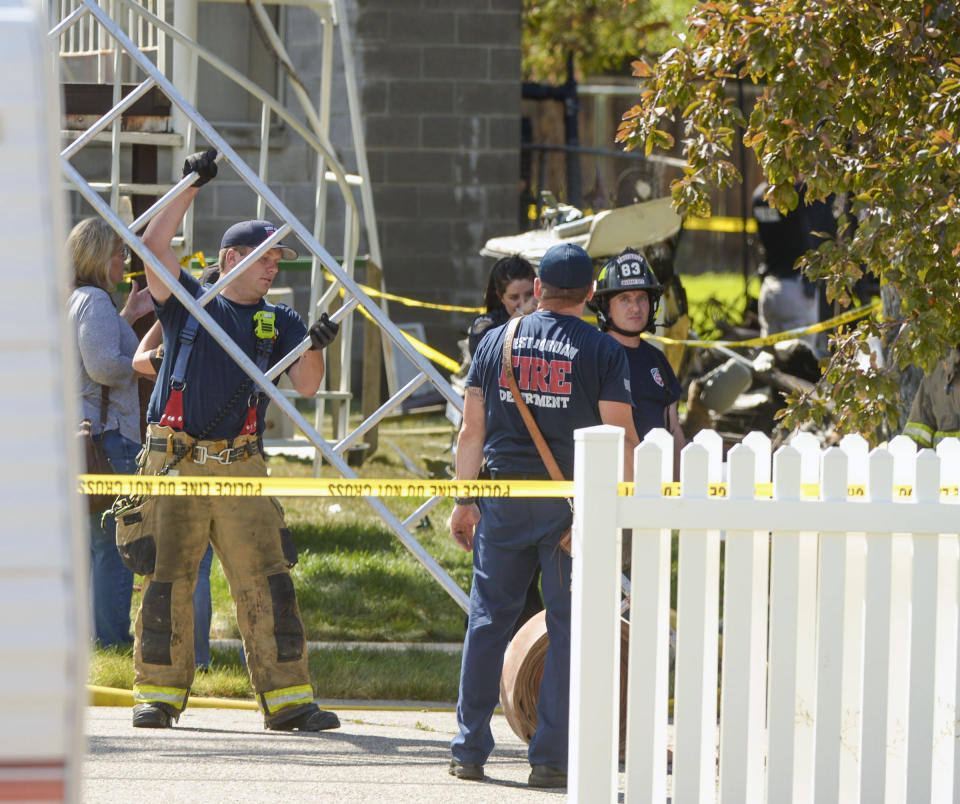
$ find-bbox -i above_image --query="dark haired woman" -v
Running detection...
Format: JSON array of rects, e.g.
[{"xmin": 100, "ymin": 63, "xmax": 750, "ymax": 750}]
[{"xmin": 467, "ymin": 255, "xmax": 537, "ymax": 357}]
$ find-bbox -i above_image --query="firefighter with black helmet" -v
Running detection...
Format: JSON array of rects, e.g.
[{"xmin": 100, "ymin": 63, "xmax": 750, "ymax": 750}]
[{"xmin": 589, "ymin": 248, "xmax": 686, "ymax": 471}]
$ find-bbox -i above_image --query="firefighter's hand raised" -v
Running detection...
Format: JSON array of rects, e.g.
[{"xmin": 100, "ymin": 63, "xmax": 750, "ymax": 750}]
[
  {"xmin": 308, "ymin": 313, "xmax": 339, "ymax": 350},
  {"xmin": 183, "ymin": 147, "xmax": 218, "ymax": 187}
]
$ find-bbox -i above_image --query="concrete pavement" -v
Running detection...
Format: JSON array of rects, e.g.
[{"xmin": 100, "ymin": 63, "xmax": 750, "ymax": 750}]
[{"xmin": 83, "ymin": 704, "xmax": 606, "ymax": 802}]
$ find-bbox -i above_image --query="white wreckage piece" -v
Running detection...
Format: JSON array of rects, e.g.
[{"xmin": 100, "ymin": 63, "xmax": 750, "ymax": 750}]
[{"xmin": 480, "ymin": 196, "xmax": 682, "ymax": 265}]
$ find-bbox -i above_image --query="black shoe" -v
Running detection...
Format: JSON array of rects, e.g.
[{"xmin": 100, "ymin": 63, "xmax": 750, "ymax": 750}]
[
  {"xmin": 132, "ymin": 702, "xmax": 176, "ymax": 729},
  {"xmin": 266, "ymin": 704, "xmax": 340, "ymax": 732},
  {"xmin": 528, "ymin": 764, "xmax": 567, "ymax": 788},
  {"xmin": 448, "ymin": 758, "xmax": 484, "ymax": 781}
]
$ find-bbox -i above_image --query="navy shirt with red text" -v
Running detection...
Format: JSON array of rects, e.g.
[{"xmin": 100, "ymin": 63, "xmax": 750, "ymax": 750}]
[{"xmin": 466, "ymin": 310, "xmax": 632, "ymax": 478}]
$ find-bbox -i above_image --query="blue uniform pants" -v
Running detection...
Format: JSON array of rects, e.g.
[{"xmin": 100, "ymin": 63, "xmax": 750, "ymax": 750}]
[
  {"xmin": 193, "ymin": 544, "xmax": 213, "ymax": 669},
  {"xmin": 451, "ymin": 496, "xmax": 573, "ymax": 769}
]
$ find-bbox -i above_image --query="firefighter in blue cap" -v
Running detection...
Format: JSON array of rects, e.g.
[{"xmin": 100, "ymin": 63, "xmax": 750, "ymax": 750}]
[
  {"xmin": 129, "ymin": 148, "xmax": 340, "ymax": 731},
  {"xmin": 448, "ymin": 242, "xmax": 639, "ymax": 788}
]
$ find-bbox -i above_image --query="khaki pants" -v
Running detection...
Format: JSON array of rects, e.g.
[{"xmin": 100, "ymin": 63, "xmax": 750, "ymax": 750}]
[{"xmin": 132, "ymin": 425, "xmax": 314, "ymax": 723}]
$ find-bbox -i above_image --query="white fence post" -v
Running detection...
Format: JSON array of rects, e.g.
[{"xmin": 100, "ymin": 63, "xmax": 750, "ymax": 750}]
[
  {"xmin": 643, "ymin": 427, "xmax": 675, "ymax": 481},
  {"xmin": 693, "ymin": 429, "xmax": 724, "ymax": 482},
  {"xmin": 860, "ymin": 446, "xmax": 911, "ymax": 802},
  {"xmin": 889, "ymin": 434, "xmax": 918, "ymax": 486},
  {"xmin": 625, "ymin": 436, "xmax": 672, "ymax": 803},
  {"xmin": 672, "ymin": 441, "xmax": 721, "ymax": 804},
  {"xmin": 767, "ymin": 444, "xmax": 818, "ymax": 803},
  {"xmin": 814, "ymin": 447, "xmax": 866, "ymax": 802},
  {"xmin": 570, "ymin": 425, "xmax": 624, "ymax": 803},
  {"xmin": 937, "ymin": 437, "xmax": 960, "ymax": 798},
  {"xmin": 742, "ymin": 431, "xmax": 773, "ymax": 485},
  {"xmin": 791, "ymin": 431, "xmax": 821, "ymax": 487},
  {"xmin": 907, "ymin": 449, "xmax": 958, "ymax": 804},
  {"xmin": 718, "ymin": 439, "xmax": 770, "ymax": 803}
]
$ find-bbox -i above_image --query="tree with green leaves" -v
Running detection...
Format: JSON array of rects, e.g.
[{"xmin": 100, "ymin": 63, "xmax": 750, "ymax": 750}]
[
  {"xmin": 522, "ymin": 0, "xmax": 689, "ymax": 81},
  {"xmin": 616, "ymin": 1, "xmax": 960, "ymax": 440}
]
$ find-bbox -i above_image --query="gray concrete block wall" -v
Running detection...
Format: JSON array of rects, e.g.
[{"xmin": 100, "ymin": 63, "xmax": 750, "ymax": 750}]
[{"xmin": 353, "ymin": 0, "xmax": 523, "ymax": 358}]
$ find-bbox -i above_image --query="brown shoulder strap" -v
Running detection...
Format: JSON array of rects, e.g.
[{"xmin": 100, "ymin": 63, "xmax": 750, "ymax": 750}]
[{"xmin": 501, "ymin": 315, "xmax": 566, "ymax": 482}]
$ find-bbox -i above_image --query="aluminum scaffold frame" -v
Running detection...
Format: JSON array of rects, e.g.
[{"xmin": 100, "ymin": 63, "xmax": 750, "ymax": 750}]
[{"xmin": 50, "ymin": 0, "xmax": 470, "ymax": 610}]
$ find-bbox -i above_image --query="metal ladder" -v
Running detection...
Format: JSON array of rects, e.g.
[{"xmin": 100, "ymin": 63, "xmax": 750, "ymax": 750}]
[{"xmin": 50, "ymin": 0, "xmax": 469, "ymax": 611}]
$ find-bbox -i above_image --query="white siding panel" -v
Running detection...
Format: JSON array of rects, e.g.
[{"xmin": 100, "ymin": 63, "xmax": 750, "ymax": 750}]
[{"xmin": 0, "ymin": 2, "xmax": 84, "ymax": 802}]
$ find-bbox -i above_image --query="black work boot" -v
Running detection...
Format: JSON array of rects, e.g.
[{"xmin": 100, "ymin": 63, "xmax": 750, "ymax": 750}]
[
  {"xmin": 132, "ymin": 702, "xmax": 177, "ymax": 728},
  {"xmin": 528, "ymin": 764, "xmax": 567, "ymax": 788},
  {"xmin": 448, "ymin": 758, "xmax": 484, "ymax": 781},
  {"xmin": 266, "ymin": 703, "xmax": 340, "ymax": 732}
]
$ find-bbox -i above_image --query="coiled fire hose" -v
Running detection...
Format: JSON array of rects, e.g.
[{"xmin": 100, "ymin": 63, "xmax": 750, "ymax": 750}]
[{"xmin": 500, "ymin": 611, "xmax": 630, "ymax": 760}]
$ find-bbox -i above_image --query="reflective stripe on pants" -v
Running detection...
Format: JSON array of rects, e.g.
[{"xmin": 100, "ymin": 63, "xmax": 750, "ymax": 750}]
[
  {"xmin": 133, "ymin": 684, "xmax": 188, "ymax": 711},
  {"xmin": 261, "ymin": 684, "xmax": 314, "ymax": 715}
]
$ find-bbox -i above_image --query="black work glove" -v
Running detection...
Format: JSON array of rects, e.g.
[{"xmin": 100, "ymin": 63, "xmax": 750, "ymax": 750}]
[
  {"xmin": 182, "ymin": 147, "xmax": 218, "ymax": 187},
  {"xmin": 308, "ymin": 313, "xmax": 339, "ymax": 350}
]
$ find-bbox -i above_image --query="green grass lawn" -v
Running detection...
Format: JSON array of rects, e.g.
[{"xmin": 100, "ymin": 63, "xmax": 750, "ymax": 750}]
[
  {"xmin": 91, "ymin": 643, "xmax": 463, "ymax": 702},
  {"xmin": 681, "ymin": 271, "xmax": 760, "ymax": 338}
]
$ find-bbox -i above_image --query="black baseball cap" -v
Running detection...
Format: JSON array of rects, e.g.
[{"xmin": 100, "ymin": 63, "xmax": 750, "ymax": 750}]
[
  {"xmin": 538, "ymin": 243, "xmax": 594, "ymax": 288},
  {"xmin": 220, "ymin": 220, "xmax": 298, "ymax": 261}
]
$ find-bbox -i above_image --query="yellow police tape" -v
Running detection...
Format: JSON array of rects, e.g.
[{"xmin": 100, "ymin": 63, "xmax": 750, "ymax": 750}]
[
  {"xmin": 683, "ymin": 216, "xmax": 758, "ymax": 234},
  {"xmin": 346, "ymin": 281, "xmax": 483, "ymax": 314},
  {"xmin": 78, "ymin": 475, "xmax": 959, "ymax": 500},
  {"xmin": 399, "ymin": 330, "xmax": 461, "ymax": 374},
  {"xmin": 125, "ymin": 249, "xmax": 879, "ymax": 364},
  {"xmin": 644, "ymin": 299, "xmax": 881, "ymax": 349},
  {"xmin": 350, "ymin": 297, "xmax": 462, "ymax": 373},
  {"xmin": 179, "ymin": 251, "xmax": 208, "ymax": 268},
  {"xmin": 124, "ymin": 252, "xmax": 207, "ymax": 283}
]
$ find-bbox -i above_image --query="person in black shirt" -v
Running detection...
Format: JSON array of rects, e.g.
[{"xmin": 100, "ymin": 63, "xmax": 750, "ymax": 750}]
[{"xmin": 752, "ymin": 181, "xmax": 831, "ymax": 354}]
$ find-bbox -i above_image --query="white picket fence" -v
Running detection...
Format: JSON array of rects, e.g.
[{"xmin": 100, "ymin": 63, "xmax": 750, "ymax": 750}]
[{"xmin": 569, "ymin": 425, "xmax": 960, "ymax": 804}]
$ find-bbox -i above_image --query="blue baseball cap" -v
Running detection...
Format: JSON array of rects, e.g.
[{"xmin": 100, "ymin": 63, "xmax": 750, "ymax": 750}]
[
  {"xmin": 220, "ymin": 220, "xmax": 298, "ymax": 261},
  {"xmin": 538, "ymin": 243, "xmax": 594, "ymax": 288}
]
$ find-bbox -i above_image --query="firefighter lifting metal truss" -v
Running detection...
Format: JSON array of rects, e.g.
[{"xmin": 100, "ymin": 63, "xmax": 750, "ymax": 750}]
[{"xmin": 51, "ymin": 0, "xmax": 470, "ymax": 610}]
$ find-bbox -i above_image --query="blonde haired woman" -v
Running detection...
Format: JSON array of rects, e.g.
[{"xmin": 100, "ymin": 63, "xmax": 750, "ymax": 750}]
[{"xmin": 67, "ymin": 217, "xmax": 153, "ymax": 647}]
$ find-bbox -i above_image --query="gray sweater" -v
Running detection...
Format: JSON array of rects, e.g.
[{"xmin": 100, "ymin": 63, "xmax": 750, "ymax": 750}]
[{"xmin": 68, "ymin": 286, "xmax": 142, "ymax": 444}]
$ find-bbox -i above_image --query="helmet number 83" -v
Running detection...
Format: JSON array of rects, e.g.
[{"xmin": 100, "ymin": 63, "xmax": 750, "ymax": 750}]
[{"xmin": 619, "ymin": 260, "xmax": 644, "ymax": 277}]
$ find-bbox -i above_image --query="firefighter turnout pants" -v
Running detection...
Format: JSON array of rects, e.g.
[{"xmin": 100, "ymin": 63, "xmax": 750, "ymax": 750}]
[{"xmin": 132, "ymin": 425, "xmax": 314, "ymax": 724}]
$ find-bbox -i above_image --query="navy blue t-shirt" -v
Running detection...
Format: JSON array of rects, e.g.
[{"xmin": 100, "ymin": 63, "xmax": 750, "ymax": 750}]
[
  {"xmin": 147, "ymin": 271, "xmax": 307, "ymax": 439},
  {"xmin": 622, "ymin": 340, "xmax": 682, "ymax": 438},
  {"xmin": 468, "ymin": 307, "xmax": 508, "ymax": 357},
  {"xmin": 466, "ymin": 311, "xmax": 632, "ymax": 478}
]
